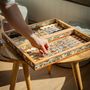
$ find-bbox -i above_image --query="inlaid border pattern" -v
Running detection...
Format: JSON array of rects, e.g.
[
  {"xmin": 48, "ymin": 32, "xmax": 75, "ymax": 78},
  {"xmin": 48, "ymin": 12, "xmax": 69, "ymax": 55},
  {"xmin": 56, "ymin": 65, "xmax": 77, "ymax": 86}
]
[{"xmin": 34, "ymin": 44, "xmax": 90, "ymax": 70}]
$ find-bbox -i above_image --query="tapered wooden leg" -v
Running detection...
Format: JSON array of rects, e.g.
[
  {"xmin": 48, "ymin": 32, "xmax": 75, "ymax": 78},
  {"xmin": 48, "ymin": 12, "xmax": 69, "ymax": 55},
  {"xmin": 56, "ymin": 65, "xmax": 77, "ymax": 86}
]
[
  {"xmin": 22, "ymin": 63, "xmax": 31, "ymax": 90},
  {"xmin": 47, "ymin": 65, "xmax": 52, "ymax": 75},
  {"xmin": 71, "ymin": 62, "xmax": 83, "ymax": 90},
  {"xmin": 10, "ymin": 62, "xmax": 20, "ymax": 90}
]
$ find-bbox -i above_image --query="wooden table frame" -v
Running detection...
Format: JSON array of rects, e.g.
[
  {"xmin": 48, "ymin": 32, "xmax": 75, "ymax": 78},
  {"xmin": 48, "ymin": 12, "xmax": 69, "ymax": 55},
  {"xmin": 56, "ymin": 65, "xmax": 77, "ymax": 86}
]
[{"xmin": 0, "ymin": 15, "xmax": 90, "ymax": 90}]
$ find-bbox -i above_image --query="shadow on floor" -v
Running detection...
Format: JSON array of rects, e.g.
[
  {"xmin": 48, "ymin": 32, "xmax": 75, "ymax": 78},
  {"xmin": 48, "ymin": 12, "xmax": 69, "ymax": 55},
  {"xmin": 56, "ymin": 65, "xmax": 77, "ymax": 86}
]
[{"xmin": 0, "ymin": 64, "xmax": 90, "ymax": 90}]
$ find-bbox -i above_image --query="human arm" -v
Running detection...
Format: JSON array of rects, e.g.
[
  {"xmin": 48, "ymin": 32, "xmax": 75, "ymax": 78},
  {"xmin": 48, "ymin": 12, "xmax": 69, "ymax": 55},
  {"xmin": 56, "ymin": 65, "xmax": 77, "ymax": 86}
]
[{"xmin": 0, "ymin": 2, "xmax": 49, "ymax": 54}]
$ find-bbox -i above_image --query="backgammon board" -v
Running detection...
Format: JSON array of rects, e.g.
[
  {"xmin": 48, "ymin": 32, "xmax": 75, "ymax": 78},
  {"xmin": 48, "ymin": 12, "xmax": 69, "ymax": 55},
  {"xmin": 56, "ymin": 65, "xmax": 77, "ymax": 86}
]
[{"xmin": 2, "ymin": 19, "xmax": 90, "ymax": 70}]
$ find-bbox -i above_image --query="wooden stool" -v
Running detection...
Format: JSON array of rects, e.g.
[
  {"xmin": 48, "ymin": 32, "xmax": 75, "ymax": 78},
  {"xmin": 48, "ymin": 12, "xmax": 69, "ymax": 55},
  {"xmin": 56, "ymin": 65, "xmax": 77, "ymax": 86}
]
[
  {"xmin": 0, "ymin": 14, "xmax": 31, "ymax": 90},
  {"xmin": 0, "ymin": 44, "xmax": 31, "ymax": 90}
]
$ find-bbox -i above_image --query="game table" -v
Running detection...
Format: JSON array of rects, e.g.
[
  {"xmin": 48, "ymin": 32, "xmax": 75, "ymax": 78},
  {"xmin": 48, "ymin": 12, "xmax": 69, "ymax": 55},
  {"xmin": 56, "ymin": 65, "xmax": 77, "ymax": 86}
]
[{"xmin": 0, "ymin": 18, "xmax": 90, "ymax": 90}]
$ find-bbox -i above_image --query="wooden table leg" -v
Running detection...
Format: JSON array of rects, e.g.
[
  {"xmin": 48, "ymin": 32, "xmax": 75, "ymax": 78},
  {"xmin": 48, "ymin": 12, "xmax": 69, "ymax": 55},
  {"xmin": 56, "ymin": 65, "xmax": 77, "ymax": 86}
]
[
  {"xmin": 10, "ymin": 62, "xmax": 20, "ymax": 90},
  {"xmin": 22, "ymin": 63, "xmax": 31, "ymax": 90},
  {"xmin": 47, "ymin": 65, "xmax": 52, "ymax": 75},
  {"xmin": 71, "ymin": 62, "xmax": 83, "ymax": 90}
]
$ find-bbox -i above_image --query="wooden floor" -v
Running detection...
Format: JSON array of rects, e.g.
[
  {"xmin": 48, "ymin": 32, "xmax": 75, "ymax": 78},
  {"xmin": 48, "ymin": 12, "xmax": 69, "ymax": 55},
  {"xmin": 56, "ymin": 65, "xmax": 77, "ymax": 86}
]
[{"xmin": 0, "ymin": 61, "xmax": 90, "ymax": 90}]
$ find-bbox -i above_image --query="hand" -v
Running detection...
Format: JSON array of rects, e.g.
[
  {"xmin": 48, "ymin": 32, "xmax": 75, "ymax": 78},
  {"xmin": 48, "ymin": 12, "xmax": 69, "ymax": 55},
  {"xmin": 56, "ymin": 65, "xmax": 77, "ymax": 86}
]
[{"xmin": 29, "ymin": 34, "xmax": 49, "ymax": 54}]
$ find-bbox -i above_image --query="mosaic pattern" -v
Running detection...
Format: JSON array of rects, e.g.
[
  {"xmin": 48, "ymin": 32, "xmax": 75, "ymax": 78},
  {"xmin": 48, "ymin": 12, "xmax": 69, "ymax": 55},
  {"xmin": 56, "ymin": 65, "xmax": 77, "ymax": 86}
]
[
  {"xmin": 9, "ymin": 30, "xmax": 73, "ymax": 45},
  {"xmin": 40, "ymin": 24, "xmax": 63, "ymax": 34},
  {"xmin": 74, "ymin": 30, "xmax": 90, "ymax": 41},
  {"xmin": 26, "ymin": 35, "xmax": 86, "ymax": 62},
  {"xmin": 34, "ymin": 43, "xmax": 90, "ymax": 70},
  {"xmin": 47, "ymin": 30, "xmax": 72, "ymax": 41},
  {"xmin": 30, "ymin": 19, "xmax": 68, "ymax": 30},
  {"xmin": 33, "ymin": 24, "xmax": 64, "ymax": 36}
]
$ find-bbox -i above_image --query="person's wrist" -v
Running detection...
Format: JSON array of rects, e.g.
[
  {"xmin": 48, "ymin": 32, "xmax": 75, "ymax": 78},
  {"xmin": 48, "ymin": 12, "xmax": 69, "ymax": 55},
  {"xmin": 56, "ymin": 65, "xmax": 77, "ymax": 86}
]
[
  {"xmin": 29, "ymin": 33, "xmax": 38, "ymax": 43},
  {"xmin": 30, "ymin": 33, "xmax": 37, "ymax": 39}
]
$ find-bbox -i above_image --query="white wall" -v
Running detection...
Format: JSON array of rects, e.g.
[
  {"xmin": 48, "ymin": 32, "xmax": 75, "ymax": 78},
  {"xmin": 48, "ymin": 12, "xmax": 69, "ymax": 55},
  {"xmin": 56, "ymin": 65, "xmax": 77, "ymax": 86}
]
[{"xmin": 16, "ymin": 0, "xmax": 90, "ymax": 25}]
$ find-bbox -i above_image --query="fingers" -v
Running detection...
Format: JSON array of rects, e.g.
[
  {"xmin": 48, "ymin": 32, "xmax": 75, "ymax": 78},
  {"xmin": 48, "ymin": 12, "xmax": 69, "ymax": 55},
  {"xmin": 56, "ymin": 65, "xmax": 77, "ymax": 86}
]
[
  {"xmin": 39, "ymin": 44, "xmax": 49, "ymax": 54},
  {"xmin": 41, "ymin": 45, "xmax": 48, "ymax": 54},
  {"xmin": 44, "ymin": 43, "xmax": 49, "ymax": 50},
  {"xmin": 42, "ymin": 39, "xmax": 49, "ymax": 54},
  {"xmin": 44, "ymin": 40, "xmax": 49, "ymax": 50},
  {"xmin": 39, "ymin": 49, "xmax": 44, "ymax": 56},
  {"xmin": 38, "ymin": 38, "xmax": 49, "ymax": 54}
]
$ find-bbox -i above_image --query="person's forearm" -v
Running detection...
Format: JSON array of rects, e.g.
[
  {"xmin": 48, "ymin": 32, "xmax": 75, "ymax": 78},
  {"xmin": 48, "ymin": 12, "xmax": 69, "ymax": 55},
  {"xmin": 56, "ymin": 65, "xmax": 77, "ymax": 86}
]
[
  {"xmin": 0, "ymin": 3, "xmax": 33, "ymax": 40},
  {"xmin": 0, "ymin": 3, "xmax": 49, "ymax": 53}
]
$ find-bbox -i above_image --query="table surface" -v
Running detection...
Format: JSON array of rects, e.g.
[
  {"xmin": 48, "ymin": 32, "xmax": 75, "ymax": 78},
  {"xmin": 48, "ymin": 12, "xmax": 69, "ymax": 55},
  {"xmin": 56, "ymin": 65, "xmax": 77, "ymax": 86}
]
[
  {"xmin": 0, "ymin": 43, "xmax": 90, "ymax": 64},
  {"xmin": 57, "ymin": 50, "xmax": 90, "ymax": 63}
]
